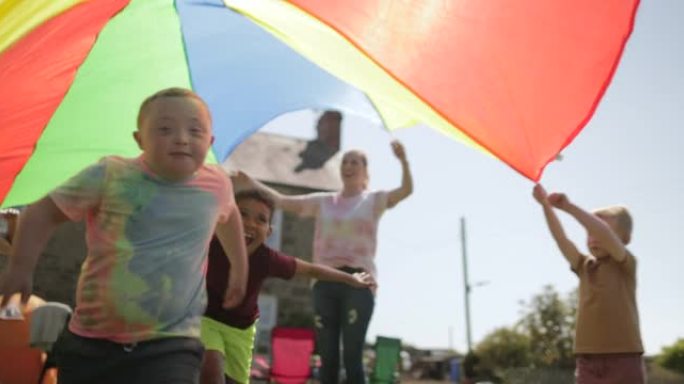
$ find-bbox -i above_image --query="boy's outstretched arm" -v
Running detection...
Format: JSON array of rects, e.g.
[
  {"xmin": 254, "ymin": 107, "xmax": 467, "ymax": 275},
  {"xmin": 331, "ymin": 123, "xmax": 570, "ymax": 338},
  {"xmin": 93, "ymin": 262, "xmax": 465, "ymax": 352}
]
[
  {"xmin": 0, "ymin": 197, "xmax": 68, "ymax": 308},
  {"xmin": 294, "ymin": 259, "xmax": 377, "ymax": 290},
  {"xmin": 215, "ymin": 205, "xmax": 248, "ymax": 309},
  {"xmin": 231, "ymin": 171, "xmax": 318, "ymax": 217},
  {"xmin": 532, "ymin": 185, "xmax": 582, "ymax": 268},
  {"xmin": 548, "ymin": 192, "xmax": 627, "ymax": 263},
  {"xmin": 387, "ymin": 140, "xmax": 413, "ymax": 209}
]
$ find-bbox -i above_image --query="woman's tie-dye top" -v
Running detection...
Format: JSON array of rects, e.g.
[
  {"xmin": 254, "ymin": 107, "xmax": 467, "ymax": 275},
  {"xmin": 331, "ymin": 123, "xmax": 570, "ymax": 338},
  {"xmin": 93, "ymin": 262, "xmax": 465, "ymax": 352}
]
[
  {"xmin": 291, "ymin": 191, "xmax": 388, "ymax": 279},
  {"xmin": 49, "ymin": 156, "xmax": 234, "ymax": 343}
]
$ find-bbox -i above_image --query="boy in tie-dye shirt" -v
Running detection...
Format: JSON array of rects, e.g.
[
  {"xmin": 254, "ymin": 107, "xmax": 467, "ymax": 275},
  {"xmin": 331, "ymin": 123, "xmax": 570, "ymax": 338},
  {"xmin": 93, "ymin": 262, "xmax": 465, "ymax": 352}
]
[{"xmin": 0, "ymin": 88, "xmax": 248, "ymax": 384}]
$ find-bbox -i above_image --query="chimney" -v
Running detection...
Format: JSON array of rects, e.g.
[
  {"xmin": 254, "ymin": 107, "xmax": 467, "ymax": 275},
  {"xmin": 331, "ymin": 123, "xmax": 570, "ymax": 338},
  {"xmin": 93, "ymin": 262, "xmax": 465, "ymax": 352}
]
[
  {"xmin": 294, "ymin": 110, "xmax": 342, "ymax": 172},
  {"xmin": 316, "ymin": 110, "xmax": 341, "ymax": 153}
]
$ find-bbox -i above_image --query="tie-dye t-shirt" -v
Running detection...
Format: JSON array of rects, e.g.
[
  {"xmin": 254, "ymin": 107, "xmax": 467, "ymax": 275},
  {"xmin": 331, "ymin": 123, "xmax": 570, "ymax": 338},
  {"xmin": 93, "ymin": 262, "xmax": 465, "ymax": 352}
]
[
  {"xmin": 292, "ymin": 191, "xmax": 387, "ymax": 278},
  {"xmin": 49, "ymin": 156, "xmax": 234, "ymax": 343}
]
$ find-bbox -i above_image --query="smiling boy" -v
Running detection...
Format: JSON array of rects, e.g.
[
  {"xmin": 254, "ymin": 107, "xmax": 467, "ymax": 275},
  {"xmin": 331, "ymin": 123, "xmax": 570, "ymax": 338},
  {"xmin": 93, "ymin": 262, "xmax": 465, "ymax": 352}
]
[{"xmin": 200, "ymin": 189, "xmax": 375, "ymax": 384}]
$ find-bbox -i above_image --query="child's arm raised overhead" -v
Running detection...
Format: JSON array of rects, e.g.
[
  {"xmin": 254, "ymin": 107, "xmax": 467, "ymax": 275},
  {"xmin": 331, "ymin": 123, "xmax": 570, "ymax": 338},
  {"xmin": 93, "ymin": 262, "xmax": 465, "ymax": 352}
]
[
  {"xmin": 294, "ymin": 259, "xmax": 377, "ymax": 290},
  {"xmin": 387, "ymin": 140, "xmax": 413, "ymax": 209},
  {"xmin": 547, "ymin": 192, "xmax": 627, "ymax": 263},
  {"xmin": 0, "ymin": 197, "xmax": 69, "ymax": 308},
  {"xmin": 215, "ymin": 204, "xmax": 249, "ymax": 309},
  {"xmin": 533, "ymin": 184, "xmax": 582, "ymax": 268}
]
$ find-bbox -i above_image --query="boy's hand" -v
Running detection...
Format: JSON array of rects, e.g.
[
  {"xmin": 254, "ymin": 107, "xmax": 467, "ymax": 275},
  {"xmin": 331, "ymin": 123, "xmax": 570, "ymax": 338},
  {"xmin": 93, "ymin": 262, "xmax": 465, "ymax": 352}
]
[
  {"xmin": 390, "ymin": 140, "xmax": 407, "ymax": 162},
  {"xmin": 532, "ymin": 184, "xmax": 548, "ymax": 204},
  {"xmin": 230, "ymin": 171, "xmax": 253, "ymax": 191},
  {"xmin": 548, "ymin": 192, "xmax": 571, "ymax": 210},
  {"xmin": 222, "ymin": 277, "xmax": 246, "ymax": 309},
  {"xmin": 350, "ymin": 272, "xmax": 377, "ymax": 290}
]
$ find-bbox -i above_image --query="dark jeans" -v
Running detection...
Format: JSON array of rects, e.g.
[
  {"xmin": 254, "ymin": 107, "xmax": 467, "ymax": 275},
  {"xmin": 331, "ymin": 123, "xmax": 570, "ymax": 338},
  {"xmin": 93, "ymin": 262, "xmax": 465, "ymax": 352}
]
[
  {"xmin": 313, "ymin": 270, "xmax": 374, "ymax": 384},
  {"xmin": 54, "ymin": 328, "xmax": 204, "ymax": 384}
]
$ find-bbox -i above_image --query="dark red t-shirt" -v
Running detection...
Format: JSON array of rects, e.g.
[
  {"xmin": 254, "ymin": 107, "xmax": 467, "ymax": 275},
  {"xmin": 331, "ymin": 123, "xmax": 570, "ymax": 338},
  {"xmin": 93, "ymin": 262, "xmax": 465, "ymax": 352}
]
[{"xmin": 204, "ymin": 238, "xmax": 297, "ymax": 329}]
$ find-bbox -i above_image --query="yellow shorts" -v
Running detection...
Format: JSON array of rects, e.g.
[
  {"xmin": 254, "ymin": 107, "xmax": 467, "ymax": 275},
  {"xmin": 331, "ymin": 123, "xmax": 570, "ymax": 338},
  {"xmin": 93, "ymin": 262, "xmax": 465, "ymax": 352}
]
[{"xmin": 200, "ymin": 316, "xmax": 257, "ymax": 383}]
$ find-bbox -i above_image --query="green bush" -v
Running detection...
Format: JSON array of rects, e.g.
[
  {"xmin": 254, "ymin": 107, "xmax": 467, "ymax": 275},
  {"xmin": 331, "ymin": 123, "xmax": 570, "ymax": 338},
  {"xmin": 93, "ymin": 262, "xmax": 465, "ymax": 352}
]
[
  {"xmin": 476, "ymin": 327, "xmax": 532, "ymax": 369},
  {"xmin": 657, "ymin": 338, "xmax": 684, "ymax": 374}
]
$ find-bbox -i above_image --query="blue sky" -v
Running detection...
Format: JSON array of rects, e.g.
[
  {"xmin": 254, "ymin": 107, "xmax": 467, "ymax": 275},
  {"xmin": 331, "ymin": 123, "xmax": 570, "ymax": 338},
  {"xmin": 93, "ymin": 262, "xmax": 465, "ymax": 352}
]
[{"xmin": 259, "ymin": 0, "xmax": 683, "ymax": 355}]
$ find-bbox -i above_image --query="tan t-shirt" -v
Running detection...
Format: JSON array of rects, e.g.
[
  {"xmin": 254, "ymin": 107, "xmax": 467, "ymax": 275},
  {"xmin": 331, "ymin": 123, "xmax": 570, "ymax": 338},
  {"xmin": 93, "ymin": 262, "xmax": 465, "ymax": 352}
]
[{"xmin": 572, "ymin": 251, "xmax": 643, "ymax": 354}]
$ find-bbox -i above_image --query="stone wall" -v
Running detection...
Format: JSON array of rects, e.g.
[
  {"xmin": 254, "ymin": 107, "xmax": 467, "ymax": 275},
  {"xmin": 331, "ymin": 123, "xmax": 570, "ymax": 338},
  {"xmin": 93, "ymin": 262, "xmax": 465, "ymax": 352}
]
[
  {"xmin": 260, "ymin": 184, "xmax": 319, "ymax": 328},
  {"xmin": 33, "ymin": 221, "xmax": 87, "ymax": 305},
  {"xmin": 0, "ymin": 220, "xmax": 86, "ymax": 307}
]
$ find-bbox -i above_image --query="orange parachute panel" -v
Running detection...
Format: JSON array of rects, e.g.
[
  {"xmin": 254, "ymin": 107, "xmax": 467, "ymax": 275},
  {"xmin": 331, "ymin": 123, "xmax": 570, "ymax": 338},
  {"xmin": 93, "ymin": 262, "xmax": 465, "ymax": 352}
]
[{"xmin": 286, "ymin": 0, "xmax": 640, "ymax": 180}]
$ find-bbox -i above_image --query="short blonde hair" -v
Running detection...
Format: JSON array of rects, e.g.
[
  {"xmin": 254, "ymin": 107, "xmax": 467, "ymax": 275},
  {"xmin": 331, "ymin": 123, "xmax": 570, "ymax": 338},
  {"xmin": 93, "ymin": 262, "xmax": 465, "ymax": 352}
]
[
  {"xmin": 593, "ymin": 205, "xmax": 633, "ymax": 242},
  {"xmin": 137, "ymin": 87, "xmax": 211, "ymax": 129}
]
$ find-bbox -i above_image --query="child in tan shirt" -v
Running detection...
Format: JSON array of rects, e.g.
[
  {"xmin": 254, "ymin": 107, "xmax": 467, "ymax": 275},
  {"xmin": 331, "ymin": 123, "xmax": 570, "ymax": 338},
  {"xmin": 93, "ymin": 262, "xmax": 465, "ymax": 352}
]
[{"xmin": 533, "ymin": 184, "xmax": 645, "ymax": 384}]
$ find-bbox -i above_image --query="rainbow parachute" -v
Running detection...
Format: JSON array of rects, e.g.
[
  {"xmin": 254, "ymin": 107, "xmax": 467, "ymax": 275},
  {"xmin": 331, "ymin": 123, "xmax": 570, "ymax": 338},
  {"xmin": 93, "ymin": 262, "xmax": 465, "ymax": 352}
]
[{"xmin": 0, "ymin": 0, "xmax": 639, "ymax": 208}]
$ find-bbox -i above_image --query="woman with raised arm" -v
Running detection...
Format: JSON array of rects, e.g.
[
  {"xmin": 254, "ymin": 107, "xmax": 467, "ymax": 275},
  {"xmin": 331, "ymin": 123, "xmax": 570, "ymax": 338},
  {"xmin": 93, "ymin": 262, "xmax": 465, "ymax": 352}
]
[{"xmin": 234, "ymin": 140, "xmax": 412, "ymax": 384}]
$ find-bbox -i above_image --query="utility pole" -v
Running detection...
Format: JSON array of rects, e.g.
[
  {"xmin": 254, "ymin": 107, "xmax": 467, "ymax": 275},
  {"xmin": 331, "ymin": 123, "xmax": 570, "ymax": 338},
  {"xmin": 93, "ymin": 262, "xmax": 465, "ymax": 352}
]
[
  {"xmin": 460, "ymin": 216, "xmax": 473, "ymax": 352},
  {"xmin": 449, "ymin": 326, "xmax": 454, "ymax": 350}
]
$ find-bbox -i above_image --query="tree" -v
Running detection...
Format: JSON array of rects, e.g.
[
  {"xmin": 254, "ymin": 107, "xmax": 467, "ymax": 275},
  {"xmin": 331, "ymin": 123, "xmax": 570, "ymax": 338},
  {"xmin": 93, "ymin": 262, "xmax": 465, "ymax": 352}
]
[
  {"xmin": 470, "ymin": 285, "xmax": 577, "ymax": 377},
  {"xmin": 476, "ymin": 327, "xmax": 532, "ymax": 369},
  {"xmin": 462, "ymin": 350, "xmax": 502, "ymax": 384},
  {"xmin": 657, "ymin": 338, "xmax": 684, "ymax": 374},
  {"xmin": 518, "ymin": 285, "xmax": 576, "ymax": 369}
]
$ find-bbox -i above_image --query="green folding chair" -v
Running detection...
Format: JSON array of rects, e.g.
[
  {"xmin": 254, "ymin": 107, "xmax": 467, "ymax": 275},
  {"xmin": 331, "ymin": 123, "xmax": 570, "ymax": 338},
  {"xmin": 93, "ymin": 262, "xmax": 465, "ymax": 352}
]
[{"xmin": 370, "ymin": 336, "xmax": 402, "ymax": 384}]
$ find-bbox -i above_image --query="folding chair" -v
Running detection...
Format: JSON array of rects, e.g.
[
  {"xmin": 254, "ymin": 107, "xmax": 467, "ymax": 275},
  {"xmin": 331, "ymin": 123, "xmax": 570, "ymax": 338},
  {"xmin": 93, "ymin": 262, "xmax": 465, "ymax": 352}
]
[
  {"xmin": 250, "ymin": 353, "xmax": 270, "ymax": 382},
  {"xmin": 269, "ymin": 327, "xmax": 315, "ymax": 384},
  {"xmin": 0, "ymin": 294, "xmax": 53, "ymax": 384},
  {"xmin": 369, "ymin": 336, "xmax": 402, "ymax": 384},
  {"xmin": 29, "ymin": 302, "xmax": 72, "ymax": 384}
]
